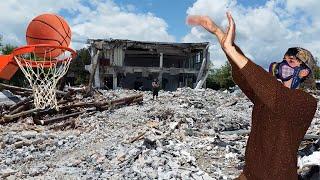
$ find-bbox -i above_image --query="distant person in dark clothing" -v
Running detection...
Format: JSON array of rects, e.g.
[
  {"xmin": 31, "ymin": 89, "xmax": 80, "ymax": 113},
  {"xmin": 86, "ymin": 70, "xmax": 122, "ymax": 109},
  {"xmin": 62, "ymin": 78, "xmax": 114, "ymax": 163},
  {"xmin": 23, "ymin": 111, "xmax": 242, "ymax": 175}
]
[{"xmin": 152, "ymin": 79, "xmax": 160, "ymax": 100}]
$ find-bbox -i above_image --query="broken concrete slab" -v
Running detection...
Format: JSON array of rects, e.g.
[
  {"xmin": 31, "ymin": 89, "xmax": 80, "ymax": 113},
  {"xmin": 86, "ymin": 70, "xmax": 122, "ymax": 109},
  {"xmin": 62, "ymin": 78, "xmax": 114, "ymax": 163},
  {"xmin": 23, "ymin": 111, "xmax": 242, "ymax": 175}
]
[{"xmin": 0, "ymin": 90, "xmax": 20, "ymax": 106}]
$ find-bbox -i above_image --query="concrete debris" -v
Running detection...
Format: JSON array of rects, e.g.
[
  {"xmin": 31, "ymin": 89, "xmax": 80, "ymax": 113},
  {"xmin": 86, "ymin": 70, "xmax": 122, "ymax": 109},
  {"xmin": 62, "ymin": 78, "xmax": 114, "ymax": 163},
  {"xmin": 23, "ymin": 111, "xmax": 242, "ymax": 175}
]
[
  {"xmin": 0, "ymin": 90, "xmax": 20, "ymax": 106},
  {"xmin": 0, "ymin": 168, "xmax": 17, "ymax": 178},
  {"xmin": 298, "ymin": 151, "xmax": 320, "ymax": 168},
  {"xmin": 0, "ymin": 87, "xmax": 319, "ymax": 179},
  {"xmin": 298, "ymin": 140, "xmax": 320, "ymax": 179}
]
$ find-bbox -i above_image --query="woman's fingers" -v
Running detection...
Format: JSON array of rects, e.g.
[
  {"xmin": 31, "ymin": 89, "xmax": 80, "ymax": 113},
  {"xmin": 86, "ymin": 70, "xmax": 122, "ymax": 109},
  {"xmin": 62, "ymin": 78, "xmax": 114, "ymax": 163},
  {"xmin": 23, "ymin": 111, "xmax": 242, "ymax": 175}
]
[
  {"xmin": 186, "ymin": 15, "xmax": 209, "ymax": 29},
  {"xmin": 299, "ymin": 69, "xmax": 310, "ymax": 78},
  {"xmin": 224, "ymin": 12, "xmax": 235, "ymax": 48},
  {"xmin": 225, "ymin": 13, "xmax": 232, "ymax": 46},
  {"xmin": 231, "ymin": 13, "xmax": 236, "ymax": 42},
  {"xmin": 186, "ymin": 15, "xmax": 203, "ymax": 26},
  {"xmin": 186, "ymin": 15, "xmax": 220, "ymax": 34}
]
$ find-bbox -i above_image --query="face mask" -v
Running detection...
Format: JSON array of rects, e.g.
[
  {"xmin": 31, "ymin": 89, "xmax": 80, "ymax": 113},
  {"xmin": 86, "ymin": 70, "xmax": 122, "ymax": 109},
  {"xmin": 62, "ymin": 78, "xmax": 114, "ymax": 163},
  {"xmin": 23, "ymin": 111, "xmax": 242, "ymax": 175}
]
[
  {"xmin": 279, "ymin": 63, "xmax": 295, "ymax": 79},
  {"xmin": 269, "ymin": 60, "xmax": 311, "ymax": 89}
]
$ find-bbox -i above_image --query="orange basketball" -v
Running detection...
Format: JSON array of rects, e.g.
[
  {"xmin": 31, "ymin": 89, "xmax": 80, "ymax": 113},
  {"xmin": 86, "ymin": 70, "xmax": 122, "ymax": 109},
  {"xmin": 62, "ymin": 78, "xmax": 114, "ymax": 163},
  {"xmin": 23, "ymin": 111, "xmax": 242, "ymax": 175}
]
[{"xmin": 26, "ymin": 13, "xmax": 71, "ymax": 58}]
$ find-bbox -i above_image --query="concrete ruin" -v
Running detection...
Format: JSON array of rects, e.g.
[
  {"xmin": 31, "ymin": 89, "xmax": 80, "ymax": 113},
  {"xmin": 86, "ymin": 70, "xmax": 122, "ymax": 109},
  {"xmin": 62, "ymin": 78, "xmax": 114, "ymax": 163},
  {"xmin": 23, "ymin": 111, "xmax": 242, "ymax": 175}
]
[{"xmin": 86, "ymin": 39, "xmax": 210, "ymax": 91}]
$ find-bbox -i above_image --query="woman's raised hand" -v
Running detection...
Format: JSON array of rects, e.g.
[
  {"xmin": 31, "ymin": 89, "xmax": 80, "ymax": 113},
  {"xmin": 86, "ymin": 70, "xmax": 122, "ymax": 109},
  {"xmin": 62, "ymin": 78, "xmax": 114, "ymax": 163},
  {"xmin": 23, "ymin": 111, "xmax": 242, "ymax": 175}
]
[
  {"xmin": 186, "ymin": 12, "xmax": 236, "ymax": 52},
  {"xmin": 187, "ymin": 12, "xmax": 247, "ymax": 69},
  {"xmin": 222, "ymin": 12, "xmax": 236, "ymax": 51}
]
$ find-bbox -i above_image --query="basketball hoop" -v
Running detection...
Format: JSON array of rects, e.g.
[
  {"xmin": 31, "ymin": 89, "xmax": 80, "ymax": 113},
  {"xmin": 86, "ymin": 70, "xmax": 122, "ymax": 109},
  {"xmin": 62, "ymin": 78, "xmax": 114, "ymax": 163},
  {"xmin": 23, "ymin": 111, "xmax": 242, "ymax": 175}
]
[{"xmin": 13, "ymin": 44, "xmax": 76, "ymax": 110}]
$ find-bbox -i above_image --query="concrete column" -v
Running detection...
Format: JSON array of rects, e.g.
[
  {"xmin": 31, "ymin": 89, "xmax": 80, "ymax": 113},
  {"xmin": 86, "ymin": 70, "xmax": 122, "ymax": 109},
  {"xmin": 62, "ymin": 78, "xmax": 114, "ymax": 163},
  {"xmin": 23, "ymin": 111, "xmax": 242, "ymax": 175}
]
[
  {"xmin": 158, "ymin": 53, "xmax": 164, "ymax": 89},
  {"xmin": 195, "ymin": 45, "xmax": 209, "ymax": 89},
  {"xmin": 158, "ymin": 72, "xmax": 163, "ymax": 89},
  {"xmin": 113, "ymin": 73, "xmax": 117, "ymax": 89},
  {"xmin": 94, "ymin": 58, "xmax": 101, "ymax": 88},
  {"xmin": 159, "ymin": 53, "xmax": 163, "ymax": 68}
]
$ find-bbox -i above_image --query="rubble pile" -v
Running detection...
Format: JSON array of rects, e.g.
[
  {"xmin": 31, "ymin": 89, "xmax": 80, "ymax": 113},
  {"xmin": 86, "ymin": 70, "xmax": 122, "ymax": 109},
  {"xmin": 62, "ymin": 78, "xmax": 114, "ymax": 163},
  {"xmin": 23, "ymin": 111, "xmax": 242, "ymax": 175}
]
[{"xmin": 0, "ymin": 87, "xmax": 319, "ymax": 179}]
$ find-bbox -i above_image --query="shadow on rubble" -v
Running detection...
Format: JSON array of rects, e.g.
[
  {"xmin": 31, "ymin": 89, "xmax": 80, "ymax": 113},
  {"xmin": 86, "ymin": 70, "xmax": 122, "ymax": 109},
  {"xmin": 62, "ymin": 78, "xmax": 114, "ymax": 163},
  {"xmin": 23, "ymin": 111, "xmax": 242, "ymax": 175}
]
[{"xmin": 298, "ymin": 139, "xmax": 320, "ymax": 180}]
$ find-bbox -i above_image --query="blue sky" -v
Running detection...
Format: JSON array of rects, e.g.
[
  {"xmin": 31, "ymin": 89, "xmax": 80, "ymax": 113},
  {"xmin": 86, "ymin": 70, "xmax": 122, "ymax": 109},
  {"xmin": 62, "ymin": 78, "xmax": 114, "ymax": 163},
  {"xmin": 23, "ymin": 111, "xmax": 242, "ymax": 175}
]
[
  {"xmin": 0, "ymin": 0, "xmax": 320, "ymax": 68},
  {"xmin": 116, "ymin": 0, "xmax": 197, "ymax": 40},
  {"xmin": 237, "ymin": 0, "xmax": 267, "ymax": 7},
  {"xmin": 107, "ymin": 0, "xmax": 268, "ymax": 41}
]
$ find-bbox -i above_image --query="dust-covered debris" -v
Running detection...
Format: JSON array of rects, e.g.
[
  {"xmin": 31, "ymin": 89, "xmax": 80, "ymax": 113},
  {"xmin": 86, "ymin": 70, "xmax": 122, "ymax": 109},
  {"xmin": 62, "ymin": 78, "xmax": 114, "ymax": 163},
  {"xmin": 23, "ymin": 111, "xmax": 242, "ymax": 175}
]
[{"xmin": 0, "ymin": 87, "xmax": 319, "ymax": 179}]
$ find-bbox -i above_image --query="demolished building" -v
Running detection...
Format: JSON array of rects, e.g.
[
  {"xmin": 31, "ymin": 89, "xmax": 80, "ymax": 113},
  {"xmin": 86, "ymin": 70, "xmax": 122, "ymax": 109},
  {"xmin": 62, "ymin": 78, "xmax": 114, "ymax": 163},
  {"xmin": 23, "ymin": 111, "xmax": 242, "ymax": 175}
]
[{"xmin": 86, "ymin": 39, "xmax": 210, "ymax": 91}]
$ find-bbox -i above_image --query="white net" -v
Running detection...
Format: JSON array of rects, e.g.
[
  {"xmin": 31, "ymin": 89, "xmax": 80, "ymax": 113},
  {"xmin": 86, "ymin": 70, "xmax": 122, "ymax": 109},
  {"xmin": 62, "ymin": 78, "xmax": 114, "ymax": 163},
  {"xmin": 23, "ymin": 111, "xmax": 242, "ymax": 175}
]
[{"xmin": 13, "ymin": 45, "xmax": 75, "ymax": 110}]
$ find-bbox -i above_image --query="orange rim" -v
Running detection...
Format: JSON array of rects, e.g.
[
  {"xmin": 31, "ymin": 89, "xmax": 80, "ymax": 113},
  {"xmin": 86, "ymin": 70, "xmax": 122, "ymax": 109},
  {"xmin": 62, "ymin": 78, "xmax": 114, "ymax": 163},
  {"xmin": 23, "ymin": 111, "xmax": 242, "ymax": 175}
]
[{"xmin": 12, "ymin": 44, "xmax": 77, "ymax": 68}]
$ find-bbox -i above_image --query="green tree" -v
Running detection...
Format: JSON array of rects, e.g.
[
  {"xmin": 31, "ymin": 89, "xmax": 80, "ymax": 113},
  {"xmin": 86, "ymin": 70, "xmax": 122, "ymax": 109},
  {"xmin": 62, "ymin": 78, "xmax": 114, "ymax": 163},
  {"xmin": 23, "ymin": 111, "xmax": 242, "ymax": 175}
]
[
  {"xmin": 206, "ymin": 61, "xmax": 235, "ymax": 90},
  {"xmin": 313, "ymin": 57, "xmax": 320, "ymax": 80},
  {"xmin": 65, "ymin": 48, "xmax": 91, "ymax": 85},
  {"xmin": 1, "ymin": 44, "xmax": 16, "ymax": 55},
  {"xmin": 206, "ymin": 69, "xmax": 220, "ymax": 90}
]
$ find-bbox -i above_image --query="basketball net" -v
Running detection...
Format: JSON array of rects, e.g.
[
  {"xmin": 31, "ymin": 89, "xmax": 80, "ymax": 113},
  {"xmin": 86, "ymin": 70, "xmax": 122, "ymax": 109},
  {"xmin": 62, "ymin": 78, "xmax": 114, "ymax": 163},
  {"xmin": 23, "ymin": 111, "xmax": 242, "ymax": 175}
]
[{"xmin": 13, "ymin": 44, "xmax": 76, "ymax": 110}]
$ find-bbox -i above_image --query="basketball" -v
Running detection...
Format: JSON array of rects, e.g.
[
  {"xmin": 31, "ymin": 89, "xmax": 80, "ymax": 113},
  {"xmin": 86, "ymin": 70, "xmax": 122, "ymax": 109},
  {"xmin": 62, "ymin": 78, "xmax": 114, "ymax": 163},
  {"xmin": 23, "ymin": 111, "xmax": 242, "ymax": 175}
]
[{"xmin": 26, "ymin": 13, "xmax": 71, "ymax": 58}]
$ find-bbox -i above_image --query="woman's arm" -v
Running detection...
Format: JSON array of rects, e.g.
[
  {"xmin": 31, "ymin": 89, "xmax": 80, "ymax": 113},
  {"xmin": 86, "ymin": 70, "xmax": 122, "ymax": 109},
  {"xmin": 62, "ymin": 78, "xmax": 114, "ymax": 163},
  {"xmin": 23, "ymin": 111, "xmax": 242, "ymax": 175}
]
[
  {"xmin": 187, "ymin": 14, "xmax": 256, "ymax": 102},
  {"xmin": 187, "ymin": 12, "xmax": 287, "ymax": 112},
  {"xmin": 223, "ymin": 13, "xmax": 291, "ymax": 112}
]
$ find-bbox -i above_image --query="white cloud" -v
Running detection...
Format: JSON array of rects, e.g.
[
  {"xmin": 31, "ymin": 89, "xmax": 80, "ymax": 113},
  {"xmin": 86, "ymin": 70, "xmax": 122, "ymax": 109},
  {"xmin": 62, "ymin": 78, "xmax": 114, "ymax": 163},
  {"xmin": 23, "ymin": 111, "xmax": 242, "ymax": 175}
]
[
  {"xmin": 183, "ymin": 0, "xmax": 320, "ymax": 68},
  {"xmin": 71, "ymin": 2, "xmax": 175, "ymax": 49},
  {"xmin": 286, "ymin": 0, "xmax": 320, "ymax": 16},
  {"xmin": 0, "ymin": 0, "xmax": 81, "ymax": 45},
  {"xmin": 0, "ymin": 0, "xmax": 175, "ymax": 50},
  {"xmin": 2, "ymin": 0, "xmax": 319, "ymax": 68}
]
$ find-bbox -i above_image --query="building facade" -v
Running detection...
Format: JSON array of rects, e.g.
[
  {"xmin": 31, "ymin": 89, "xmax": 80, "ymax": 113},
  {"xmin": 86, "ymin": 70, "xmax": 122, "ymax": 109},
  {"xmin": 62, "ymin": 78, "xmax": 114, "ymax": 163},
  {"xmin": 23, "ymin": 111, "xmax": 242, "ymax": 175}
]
[{"xmin": 86, "ymin": 39, "xmax": 209, "ymax": 91}]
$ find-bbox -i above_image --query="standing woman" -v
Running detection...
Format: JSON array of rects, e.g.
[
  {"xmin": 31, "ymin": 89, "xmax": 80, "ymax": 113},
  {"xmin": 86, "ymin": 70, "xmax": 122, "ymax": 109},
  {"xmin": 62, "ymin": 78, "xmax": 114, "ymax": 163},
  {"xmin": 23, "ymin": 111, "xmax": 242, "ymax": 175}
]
[{"xmin": 187, "ymin": 13, "xmax": 317, "ymax": 180}]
